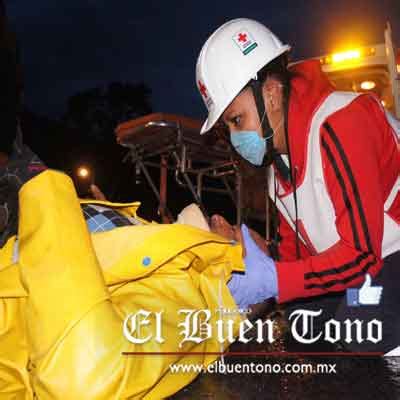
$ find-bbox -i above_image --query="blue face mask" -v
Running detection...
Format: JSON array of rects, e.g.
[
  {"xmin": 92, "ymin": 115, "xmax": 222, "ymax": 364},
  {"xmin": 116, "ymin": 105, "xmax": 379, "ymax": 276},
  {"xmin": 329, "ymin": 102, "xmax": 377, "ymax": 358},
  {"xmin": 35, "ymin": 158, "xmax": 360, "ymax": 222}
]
[{"xmin": 230, "ymin": 131, "xmax": 266, "ymax": 166}]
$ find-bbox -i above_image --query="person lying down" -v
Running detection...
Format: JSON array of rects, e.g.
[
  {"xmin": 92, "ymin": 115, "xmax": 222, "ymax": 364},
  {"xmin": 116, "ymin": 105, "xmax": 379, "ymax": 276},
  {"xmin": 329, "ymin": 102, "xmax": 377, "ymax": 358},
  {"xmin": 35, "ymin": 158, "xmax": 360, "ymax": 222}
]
[
  {"xmin": 89, "ymin": 183, "xmax": 269, "ymax": 256},
  {"xmin": 0, "ymin": 145, "xmax": 275, "ymax": 400}
]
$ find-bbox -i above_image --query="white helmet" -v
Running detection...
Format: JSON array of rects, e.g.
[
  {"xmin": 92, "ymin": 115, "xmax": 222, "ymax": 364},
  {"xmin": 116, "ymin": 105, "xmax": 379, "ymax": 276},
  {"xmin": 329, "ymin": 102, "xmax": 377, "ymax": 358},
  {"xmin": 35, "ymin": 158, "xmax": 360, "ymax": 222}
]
[{"xmin": 196, "ymin": 18, "xmax": 290, "ymax": 134}]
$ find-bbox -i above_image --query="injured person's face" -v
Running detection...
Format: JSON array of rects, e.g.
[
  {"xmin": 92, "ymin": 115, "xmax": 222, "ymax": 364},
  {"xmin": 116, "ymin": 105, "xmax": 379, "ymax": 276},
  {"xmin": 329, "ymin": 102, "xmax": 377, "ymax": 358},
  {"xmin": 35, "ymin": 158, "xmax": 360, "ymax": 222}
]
[
  {"xmin": 210, "ymin": 214, "xmax": 237, "ymax": 240},
  {"xmin": 176, "ymin": 204, "xmax": 245, "ymax": 253},
  {"xmin": 210, "ymin": 214, "xmax": 269, "ymax": 257},
  {"xmin": 210, "ymin": 214, "xmax": 244, "ymax": 255}
]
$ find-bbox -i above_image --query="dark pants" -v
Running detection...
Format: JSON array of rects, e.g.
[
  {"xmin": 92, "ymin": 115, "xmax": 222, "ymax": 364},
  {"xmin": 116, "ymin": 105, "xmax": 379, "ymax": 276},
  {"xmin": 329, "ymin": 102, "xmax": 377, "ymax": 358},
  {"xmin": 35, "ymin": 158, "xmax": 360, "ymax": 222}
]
[{"xmin": 285, "ymin": 251, "xmax": 400, "ymax": 353}]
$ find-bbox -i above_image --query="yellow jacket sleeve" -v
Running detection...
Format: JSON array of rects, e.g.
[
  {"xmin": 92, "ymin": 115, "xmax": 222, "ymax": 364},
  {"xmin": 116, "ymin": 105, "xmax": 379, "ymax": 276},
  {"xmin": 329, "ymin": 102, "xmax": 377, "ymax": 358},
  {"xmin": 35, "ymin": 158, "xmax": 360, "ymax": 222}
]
[{"xmin": 0, "ymin": 235, "xmax": 32, "ymax": 400}]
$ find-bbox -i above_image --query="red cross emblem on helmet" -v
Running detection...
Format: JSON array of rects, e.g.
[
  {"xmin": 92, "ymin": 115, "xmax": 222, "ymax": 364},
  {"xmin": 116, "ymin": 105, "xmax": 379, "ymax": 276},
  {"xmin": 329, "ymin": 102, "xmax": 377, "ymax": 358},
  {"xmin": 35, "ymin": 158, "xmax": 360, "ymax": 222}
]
[
  {"xmin": 198, "ymin": 80, "xmax": 208, "ymax": 99},
  {"xmin": 237, "ymin": 33, "xmax": 247, "ymax": 43}
]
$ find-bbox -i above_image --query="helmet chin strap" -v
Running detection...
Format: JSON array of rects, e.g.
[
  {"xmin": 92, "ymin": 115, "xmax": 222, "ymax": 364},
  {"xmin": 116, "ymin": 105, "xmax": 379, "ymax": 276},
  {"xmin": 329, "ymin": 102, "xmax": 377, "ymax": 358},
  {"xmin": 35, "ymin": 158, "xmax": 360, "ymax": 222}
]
[
  {"xmin": 249, "ymin": 79, "xmax": 273, "ymax": 144},
  {"xmin": 249, "ymin": 79, "xmax": 290, "ymax": 180}
]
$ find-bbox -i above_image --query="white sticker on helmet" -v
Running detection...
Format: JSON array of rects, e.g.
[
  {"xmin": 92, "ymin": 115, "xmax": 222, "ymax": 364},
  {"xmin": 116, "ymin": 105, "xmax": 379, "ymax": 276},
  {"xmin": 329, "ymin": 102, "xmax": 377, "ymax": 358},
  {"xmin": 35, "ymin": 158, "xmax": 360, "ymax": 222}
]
[{"xmin": 232, "ymin": 30, "xmax": 258, "ymax": 55}]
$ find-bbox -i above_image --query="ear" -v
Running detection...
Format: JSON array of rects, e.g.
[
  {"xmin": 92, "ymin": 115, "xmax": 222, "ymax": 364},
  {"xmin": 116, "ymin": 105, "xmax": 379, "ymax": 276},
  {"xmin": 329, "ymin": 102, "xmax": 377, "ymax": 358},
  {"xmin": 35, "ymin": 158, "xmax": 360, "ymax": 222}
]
[{"xmin": 262, "ymin": 79, "xmax": 283, "ymax": 112}]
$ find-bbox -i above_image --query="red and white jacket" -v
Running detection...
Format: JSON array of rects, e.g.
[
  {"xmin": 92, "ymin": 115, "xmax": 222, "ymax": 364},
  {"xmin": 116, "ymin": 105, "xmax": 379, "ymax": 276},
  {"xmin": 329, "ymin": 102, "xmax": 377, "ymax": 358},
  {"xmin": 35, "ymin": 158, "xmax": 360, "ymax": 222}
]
[{"xmin": 271, "ymin": 60, "xmax": 400, "ymax": 303}]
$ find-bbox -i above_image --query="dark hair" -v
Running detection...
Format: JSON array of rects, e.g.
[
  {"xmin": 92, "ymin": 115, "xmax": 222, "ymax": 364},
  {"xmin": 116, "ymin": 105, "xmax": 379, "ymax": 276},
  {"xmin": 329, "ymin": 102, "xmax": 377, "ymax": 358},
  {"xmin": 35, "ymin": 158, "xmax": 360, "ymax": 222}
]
[
  {"xmin": 0, "ymin": 2, "xmax": 21, "ymax": 155},
  {"xmin": 257, "ymin": 53, "xmax": 290, "ymax": 84}
]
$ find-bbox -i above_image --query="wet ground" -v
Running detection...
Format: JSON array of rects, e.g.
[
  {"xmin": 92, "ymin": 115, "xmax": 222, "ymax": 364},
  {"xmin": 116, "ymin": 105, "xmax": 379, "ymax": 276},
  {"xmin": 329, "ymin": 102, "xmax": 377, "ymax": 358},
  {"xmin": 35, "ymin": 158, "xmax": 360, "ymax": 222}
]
[
  {"xmin": 171, "ymin": 355, "xmax": 400, "ymax": 399},
  {"xmin": 170, "ymin": 304, "xmax": 400, "ymax": 400}
]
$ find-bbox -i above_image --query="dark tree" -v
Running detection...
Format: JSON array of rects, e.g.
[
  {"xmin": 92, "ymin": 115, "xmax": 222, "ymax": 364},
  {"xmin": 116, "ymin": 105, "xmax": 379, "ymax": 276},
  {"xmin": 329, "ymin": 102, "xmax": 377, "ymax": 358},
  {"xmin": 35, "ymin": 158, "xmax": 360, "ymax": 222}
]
[
  {"xmin": 57, "ymin": 81, "xmax": 153, "ymax": 201},
  {"xmin": 64, "ymin": 82, "xmax": 152, "ymax": 143},
  {"xmin": 0, "ymin": 0, "xmax": 22, "ymax": 160}
]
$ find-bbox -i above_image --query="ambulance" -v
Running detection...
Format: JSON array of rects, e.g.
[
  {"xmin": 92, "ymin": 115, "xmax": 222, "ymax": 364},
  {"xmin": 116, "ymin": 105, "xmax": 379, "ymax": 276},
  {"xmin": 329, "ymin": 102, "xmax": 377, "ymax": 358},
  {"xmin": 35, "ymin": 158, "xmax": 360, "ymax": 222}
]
[{"xmin": 309, "ymin": 23, "xmax": 400, "ymax": 118}]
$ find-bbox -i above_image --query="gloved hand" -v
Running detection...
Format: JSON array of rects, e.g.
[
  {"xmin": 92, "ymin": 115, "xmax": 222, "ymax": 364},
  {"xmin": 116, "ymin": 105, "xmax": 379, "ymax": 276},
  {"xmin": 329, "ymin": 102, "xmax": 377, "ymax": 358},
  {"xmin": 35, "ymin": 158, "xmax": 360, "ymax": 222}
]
[{"xmin": 228, "ymin": 224, "xmax": 278, "ymax": 309}]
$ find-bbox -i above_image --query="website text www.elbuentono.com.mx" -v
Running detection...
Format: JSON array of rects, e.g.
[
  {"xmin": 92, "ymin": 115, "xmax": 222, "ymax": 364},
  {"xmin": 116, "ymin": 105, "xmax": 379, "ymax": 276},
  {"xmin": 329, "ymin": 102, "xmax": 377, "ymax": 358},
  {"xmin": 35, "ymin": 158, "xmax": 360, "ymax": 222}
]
[{"xmin": 169, "ymin": 361, "xmax": 337, "ymax": 375}]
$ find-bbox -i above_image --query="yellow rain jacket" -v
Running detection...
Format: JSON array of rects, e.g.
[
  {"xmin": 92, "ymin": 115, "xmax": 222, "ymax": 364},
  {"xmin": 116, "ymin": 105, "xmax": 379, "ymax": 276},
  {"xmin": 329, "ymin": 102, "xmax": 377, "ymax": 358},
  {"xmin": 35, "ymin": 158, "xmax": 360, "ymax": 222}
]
[{"xmin": 0, "ymin": 170, "xmax": 244, "ymax": 399}]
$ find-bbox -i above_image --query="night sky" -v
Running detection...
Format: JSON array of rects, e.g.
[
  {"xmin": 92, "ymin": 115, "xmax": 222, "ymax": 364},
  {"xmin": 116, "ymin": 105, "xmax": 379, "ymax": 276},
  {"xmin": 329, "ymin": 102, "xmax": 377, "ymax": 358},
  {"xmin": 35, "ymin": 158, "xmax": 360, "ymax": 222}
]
[{"xmin": 5, "ymin": 0, "xmax": 400, "ymax": 121}]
